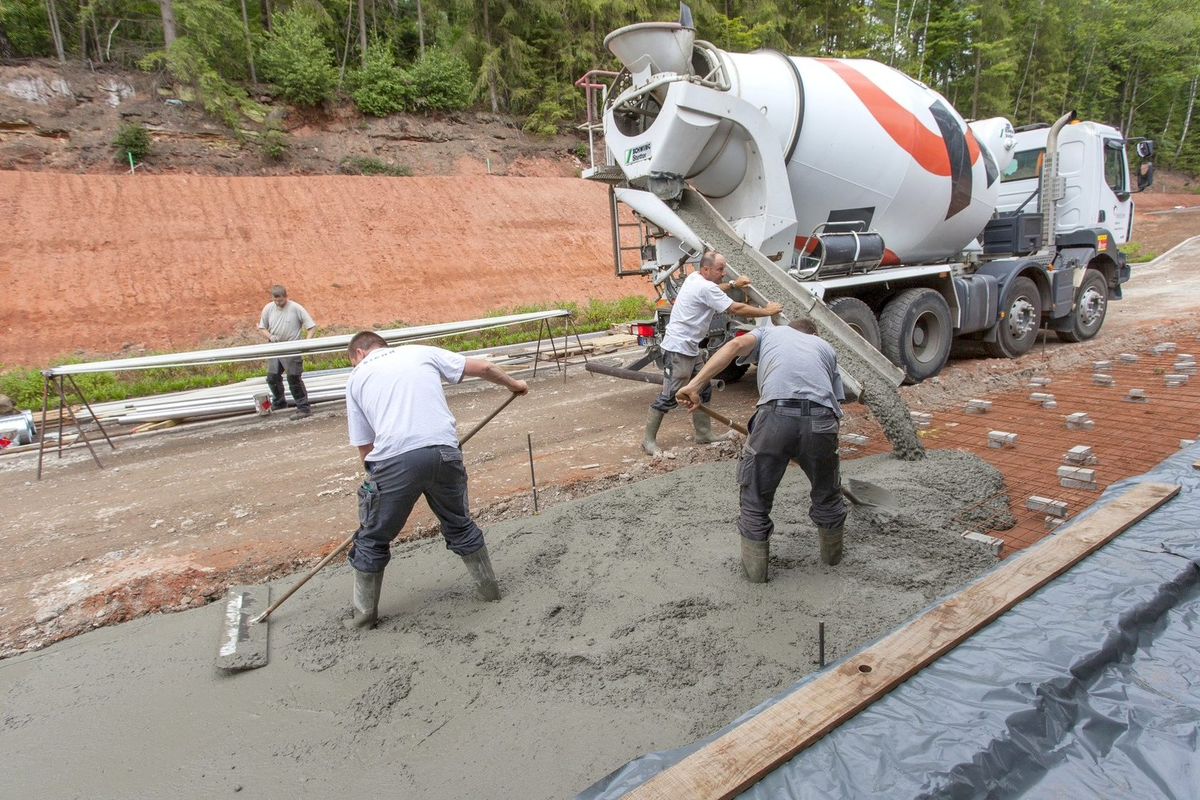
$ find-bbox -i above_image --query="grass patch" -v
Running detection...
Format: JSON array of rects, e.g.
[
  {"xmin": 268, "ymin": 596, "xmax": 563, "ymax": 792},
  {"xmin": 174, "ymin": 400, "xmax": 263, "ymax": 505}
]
[
  {"xmin": 0, "ymin": 296, "xmax": 653, "ymax": 411},
  {"xmin": 339, "ymin": 156, "xmax": 413, "ymax": 177},
  {"xmin": 1123, "ymin": 241, "xmax": 1158, "ymax": 263}
]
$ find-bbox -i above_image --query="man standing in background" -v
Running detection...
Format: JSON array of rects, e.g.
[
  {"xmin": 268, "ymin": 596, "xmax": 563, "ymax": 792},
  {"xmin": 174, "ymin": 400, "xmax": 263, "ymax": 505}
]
[{"xmin": 257, "ymin": 284, "xmax": 317, "ymax": 420}]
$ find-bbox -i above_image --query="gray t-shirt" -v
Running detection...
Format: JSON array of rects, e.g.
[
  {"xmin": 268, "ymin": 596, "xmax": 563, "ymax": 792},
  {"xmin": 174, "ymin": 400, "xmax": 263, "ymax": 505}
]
[
  {"xmin": 259, "ymin": 300, "xmax": 315, "ymax": 342},
  {"xmin": 743, "ymin": 325, "xmax": 845, "ymax": 417}
]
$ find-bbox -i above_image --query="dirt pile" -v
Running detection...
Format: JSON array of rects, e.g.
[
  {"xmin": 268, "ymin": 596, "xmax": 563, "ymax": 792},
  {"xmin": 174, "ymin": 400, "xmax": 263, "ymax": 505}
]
[
  {"xmin": 0, "ymin": 449, "xmax": 1001, "ymax": 798},
  {"xmin": 0, "ymin": 171, "xmax": 650, "ymax": 365}
]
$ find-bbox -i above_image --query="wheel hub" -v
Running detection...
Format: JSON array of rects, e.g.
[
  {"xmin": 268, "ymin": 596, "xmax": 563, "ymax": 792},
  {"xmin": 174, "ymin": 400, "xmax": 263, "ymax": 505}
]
[
  {"xmin": 1007, "ymin": 298, "xmax": 1036, "ymax": 338},
  {"xmin": 1078, "ymin": 287, "xmax": 1106, "ymax": 326}
]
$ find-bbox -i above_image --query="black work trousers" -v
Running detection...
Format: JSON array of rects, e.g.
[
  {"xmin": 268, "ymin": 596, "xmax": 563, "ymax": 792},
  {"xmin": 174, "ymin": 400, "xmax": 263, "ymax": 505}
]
[
  {"xmin": 348, "ymin": 445, "xmax": 485, "ymax": 573},
  {"xmin": 266, "ymin": 356, "xmax": 310, "ymax": 412},
  {"xmin": 737, "ymin": 403, "xmax": 846, "ymax": 541}
]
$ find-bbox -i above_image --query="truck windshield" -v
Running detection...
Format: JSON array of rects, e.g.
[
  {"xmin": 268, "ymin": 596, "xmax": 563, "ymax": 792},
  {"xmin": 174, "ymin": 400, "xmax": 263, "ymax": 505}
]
[{"xmin": 1001, "ymin": 148, "xmax": 1045, "ymax": 182}]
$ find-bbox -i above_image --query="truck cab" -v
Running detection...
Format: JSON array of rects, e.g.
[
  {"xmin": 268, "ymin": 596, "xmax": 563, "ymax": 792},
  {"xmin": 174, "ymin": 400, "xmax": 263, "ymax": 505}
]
[{"xmin": 995, "ymin": 121, "xmax": 1145, "ymax": 245}]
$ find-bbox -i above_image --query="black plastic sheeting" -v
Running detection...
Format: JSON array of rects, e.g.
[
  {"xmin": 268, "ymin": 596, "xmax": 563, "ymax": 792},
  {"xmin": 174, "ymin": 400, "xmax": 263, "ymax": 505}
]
[{"xmin": 578, "ymin": 446, "xmax": 1200, "ymax": 799}]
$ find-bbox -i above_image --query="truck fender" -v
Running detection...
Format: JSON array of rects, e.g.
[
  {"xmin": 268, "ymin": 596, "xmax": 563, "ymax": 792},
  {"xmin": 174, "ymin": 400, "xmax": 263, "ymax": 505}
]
[{"xmin": 971, "ymin": 259, "xmax": 1049, "ymax": 341}]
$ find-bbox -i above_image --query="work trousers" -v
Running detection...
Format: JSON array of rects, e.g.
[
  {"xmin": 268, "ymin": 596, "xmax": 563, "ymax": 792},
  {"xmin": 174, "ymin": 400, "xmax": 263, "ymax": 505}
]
[
  {"xmin": 348, "ymin": 445, "xmax": 485, "ymax": 573},
  {"xmin": 266, "ymin": 356, "xmax": 309, "ymax": 412},
  {"xmin": 737, "ymin": 404, "xmax": 846, "ymax": 541},
  {"xmin": 650, "ymin": 350, "xmax": 713, "ymax": 413}
]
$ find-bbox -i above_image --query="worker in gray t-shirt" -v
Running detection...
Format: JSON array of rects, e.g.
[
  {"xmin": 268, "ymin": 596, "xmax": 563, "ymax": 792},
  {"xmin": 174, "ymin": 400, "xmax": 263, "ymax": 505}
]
[
  {"xmin": 676, "ymin": 318, "xmax": 847, "ymax": 583},
  {"xmin": 257, "ymin": 284, "xmax": 317, "ymax": 420},
  {"xmin": 643, "ymin": 251, "xmax": 782, "ymax": 456}
]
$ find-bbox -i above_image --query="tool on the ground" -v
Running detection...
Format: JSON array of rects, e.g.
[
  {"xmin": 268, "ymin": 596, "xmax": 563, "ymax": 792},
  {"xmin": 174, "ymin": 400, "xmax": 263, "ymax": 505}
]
[
  {"xmin": 692, "ymin": 402, "xmax": 899, "ymax": 512},
  {"xmin": 527, "ymin": 432, "xmax": 539, "ymax": 514},
  {"xmin": 215, "ymin": 391, "xmax": 520, "ymax": 671}
]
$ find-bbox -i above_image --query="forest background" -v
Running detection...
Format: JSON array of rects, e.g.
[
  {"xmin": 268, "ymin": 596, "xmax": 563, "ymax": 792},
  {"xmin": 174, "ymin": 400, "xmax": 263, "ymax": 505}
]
[{"xmin": 0, "ymin": 0, "xmax": 1197, "ymax": 171}]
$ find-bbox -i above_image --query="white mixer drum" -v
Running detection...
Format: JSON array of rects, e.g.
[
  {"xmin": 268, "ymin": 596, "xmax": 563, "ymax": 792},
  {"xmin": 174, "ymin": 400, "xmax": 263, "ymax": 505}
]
[{"xmin": 778, "ymin": 57, "xmax": 1002, "ymax": 265}]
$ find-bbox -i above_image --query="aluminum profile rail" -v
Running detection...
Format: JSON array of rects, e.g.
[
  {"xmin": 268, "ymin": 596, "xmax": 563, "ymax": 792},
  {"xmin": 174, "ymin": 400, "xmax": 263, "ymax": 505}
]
[{"xmin": 45, "ymin": 310, "xmax": 571, "ymax": 376}]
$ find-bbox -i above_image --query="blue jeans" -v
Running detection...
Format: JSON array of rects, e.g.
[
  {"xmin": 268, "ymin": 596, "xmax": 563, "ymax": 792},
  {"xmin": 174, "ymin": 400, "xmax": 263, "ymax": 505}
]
[{"xmin": 348, "ymin": 445, "xmax": 485, "ymax": 573}]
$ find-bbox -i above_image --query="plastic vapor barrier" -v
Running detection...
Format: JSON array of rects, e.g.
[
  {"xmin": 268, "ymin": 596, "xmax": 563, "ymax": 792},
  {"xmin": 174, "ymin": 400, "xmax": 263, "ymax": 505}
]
[{"xmin": 579, "ymin": 446, "xmax": 1200, "ymax": 799}]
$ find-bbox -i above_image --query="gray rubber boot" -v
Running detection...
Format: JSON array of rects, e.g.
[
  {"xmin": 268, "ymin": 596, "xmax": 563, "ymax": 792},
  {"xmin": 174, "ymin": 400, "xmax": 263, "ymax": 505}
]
[
  {"xmin": 693, "ymin": 411, "xmax": 734, "ymax": 443},
  {"xmin": 642, "ymin": 408, "xmax": 666, "ymax": 456},
  {"xmin": 818, "ymin": 526, "xmax": 844, "ymax": 566},
  {"xmin": 740, "ymin": 536, "xmax": 769, "ymax": 583},
  {"xmin": 343, "ymin": 567, "xmax": 385, "ymax": 630},
  {"xmin": 461, "ymin": 545, "xmax": 502, "ymax": 601}
]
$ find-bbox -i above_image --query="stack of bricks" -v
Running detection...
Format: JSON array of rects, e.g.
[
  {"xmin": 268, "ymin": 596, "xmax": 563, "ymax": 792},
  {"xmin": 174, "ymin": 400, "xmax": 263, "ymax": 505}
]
[
  {"xmin": 1058, "ymin": 465, "xmax": 1098, "ymax": 490},
  {"xmin": 1066, "ymin": 412, "xmax": 1095, "ymax": 430},
  {"xmin": 1092, "ymin": 360, "xmax": 1114, "ymax": 386},
  {"xmin": 963, "ymin": 399, "xmax": 992, "ymax": 414},
  {"xmin": 1029, "ymin": 392, "xmax": 1057, "ymax": 409},
  {"xmin": 1173, "ymin": 354, "xmax": 1196, "ymax": 376},
  {"xmin": 1119, "ymin": 353, "xmax": 1139, "ymax": 364},
  {"xmin": 1027, "ymin": 495, "xmax": 1069, "ymax": 529},
  {"xmin": 1063, "ymin": 445, "xmax": 1098, "ymax": 466},
  {"xmin": 910, "ymin": 411, "xmax": 932, "ymax": 429},
  {"xmin": 988, "ymin": 431, "xmax": 1017, "ymax": 449},
  {"xmin": 1124, "ymin": 388, "xmax": 1149, "ymax": 403}
]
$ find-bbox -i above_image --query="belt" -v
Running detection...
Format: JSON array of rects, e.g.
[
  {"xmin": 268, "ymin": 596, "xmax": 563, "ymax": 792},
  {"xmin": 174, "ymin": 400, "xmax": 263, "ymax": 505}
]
[{"xmin": 767, "ymin": 398, "xmax": 829, "ymax": 414}]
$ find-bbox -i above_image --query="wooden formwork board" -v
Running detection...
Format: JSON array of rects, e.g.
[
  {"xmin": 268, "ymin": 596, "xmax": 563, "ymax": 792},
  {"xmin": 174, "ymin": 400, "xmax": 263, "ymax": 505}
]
[{"xmin": 624, "ymin": 481, "xmax": 1180, "ymax": 800}]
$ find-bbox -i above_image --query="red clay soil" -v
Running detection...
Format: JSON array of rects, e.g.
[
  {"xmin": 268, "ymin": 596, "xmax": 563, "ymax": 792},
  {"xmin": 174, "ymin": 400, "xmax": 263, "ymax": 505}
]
[{"xmin": 0, "ymin": 172, "xmax": 648, "ymax": 366}]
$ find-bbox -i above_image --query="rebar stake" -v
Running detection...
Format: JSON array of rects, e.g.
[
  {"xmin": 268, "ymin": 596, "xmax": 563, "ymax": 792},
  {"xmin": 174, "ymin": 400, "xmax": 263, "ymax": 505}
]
[
  {"xmin": 527, "ymin": 432, "xmax": 539, "ymax": 514},
  {"xmin": 818, "ymin": 621, "xmax": 825, "ymax": 667}
]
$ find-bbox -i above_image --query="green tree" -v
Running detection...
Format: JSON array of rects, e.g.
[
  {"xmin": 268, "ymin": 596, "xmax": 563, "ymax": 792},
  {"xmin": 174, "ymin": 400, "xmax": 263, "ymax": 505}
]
[{"xmin": 259, "ymin": 5, "xmax": 338, "ymax": 105}]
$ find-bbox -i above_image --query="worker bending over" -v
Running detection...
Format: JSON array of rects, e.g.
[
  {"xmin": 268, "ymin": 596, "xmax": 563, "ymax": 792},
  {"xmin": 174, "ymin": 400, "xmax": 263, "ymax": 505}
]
[
  {"xmin": 677, "ymin": 318, "xmax": 847, "ymax": 582},
  {"xmin": 643, "ymin": 251, "xmax": 782, "ymax": 455},
  {"xmin": 342, "ymin": 331, "xmax": 529, "ymax": 629}
]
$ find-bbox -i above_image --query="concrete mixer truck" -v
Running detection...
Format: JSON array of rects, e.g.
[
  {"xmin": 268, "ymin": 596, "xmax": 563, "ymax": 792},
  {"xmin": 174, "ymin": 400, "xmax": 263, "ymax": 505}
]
[{"xmin": 578, "ymin": 6, "xmax": 1156, "ymax": 383}]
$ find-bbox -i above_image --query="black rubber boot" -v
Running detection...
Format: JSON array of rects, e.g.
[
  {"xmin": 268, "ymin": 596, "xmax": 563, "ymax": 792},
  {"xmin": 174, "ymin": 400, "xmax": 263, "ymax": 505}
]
[
  {"xmin": 266, "ymin": 372, "xmax": 286, "ymax": 410},
  {"xmin": 818, "ymin": 526, "xmax": 844, "ymax": 566},
  {"xmin": 740, "ymin": 536, "xmax": 769, "ymax": 583},
  {"xmin": 343, "ymin": 567, "xmax": 385, "ymax": 629},
  {"xmin": 642, "ymin": 408, "xmax": 666, "ymax": 456},
  {"xmin": 693, "ymin": 411, "xmax": 734, "ymax": 444},
  {"xmin": 461, "ymin": 545, "xmax": 502, "ymax": 601}
]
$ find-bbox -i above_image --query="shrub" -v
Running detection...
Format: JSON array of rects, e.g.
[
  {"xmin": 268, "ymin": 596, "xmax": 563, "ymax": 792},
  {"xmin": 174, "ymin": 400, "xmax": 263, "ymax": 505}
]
[
  {"xmin": 574, "ymin": 141, "xmax": 590, "ymax": 159},
  {"xmin": 407, "ymin": 49, "xmax": 472, "ymax": 111},
  {"xmin": 351, "ymin": 43, "xmax": 412, "ymax": 117},
  {"xmin": 523, "ymin": 98, "xmax": 569, "ymax": 136},
  {"xmin": 260, "ymin": 122, "xmax": 289, "ymax": 160},
  {"xmin": 113, "ymin": 122, "xmax": 151, "ymax": 162},
  {"xmin": 339, "ymin": 156, "xmax": 412, "ymax": 176},
  {"xmin": 259, "ymin": 7, "xmax": 338, "ymax": 107}
]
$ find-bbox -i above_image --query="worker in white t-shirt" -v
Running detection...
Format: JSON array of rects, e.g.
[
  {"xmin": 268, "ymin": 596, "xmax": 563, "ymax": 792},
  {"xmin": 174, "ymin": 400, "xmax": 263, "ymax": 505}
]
[
  {"xmin": 340, "ymin": 331, "xmax": 529, "ymax": 630},
  {"xmin": 643, "ymin": 251, "xmax": 782, "ymax": 455},
  {"xmin": 257, "ymin": 284, "xmax": 317, "ymax": 420}
]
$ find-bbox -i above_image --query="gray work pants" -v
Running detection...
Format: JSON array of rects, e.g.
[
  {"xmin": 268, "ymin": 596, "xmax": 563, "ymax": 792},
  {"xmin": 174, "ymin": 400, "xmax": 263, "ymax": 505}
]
[
  {"xmin": 348, "ymin": 445, "xmax": 485, "ymax": 573},
  {"xmin": 266, "ymin": 356, "xmax": 309, "ymax": 412},
  {"xmin": 650, "ymin": 350, "xmax": 712, "ymax": 413},
  {"xmin": 737, "ymin": 404, "xmax": 846, "ymax": 541}
]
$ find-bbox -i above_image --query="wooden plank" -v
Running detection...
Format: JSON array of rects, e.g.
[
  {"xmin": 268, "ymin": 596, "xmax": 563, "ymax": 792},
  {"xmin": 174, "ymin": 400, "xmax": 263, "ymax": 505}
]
[
  {"xmin": 1193, "ymin": 459, "xmax": 1200, "ymax": 470},
  {"xmin": 625, "ymin": 481, "xmax": 1180, "ymax": 800}
]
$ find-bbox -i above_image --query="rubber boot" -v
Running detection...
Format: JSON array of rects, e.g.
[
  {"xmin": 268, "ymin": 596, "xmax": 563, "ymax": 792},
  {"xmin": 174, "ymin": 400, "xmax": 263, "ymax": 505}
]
[
  {"xmin": 693, "ymin": 410, "xmax": 734, "ymax": 444},
  {"xmin": 461, "ymin": 545, "xmax": 502, "ymax": 601},
  {"xmin": 740, "ymin": 536, "xmax": 769, "ymax": 583},
  {"xmin": 641, "ymin": 408, "xmax": 666, "ymax": 456},
  {"xmin": 343, "ymin": 567, "xmax": 385, "ymax": 630},
  {"xmin": 818, "ymin": 525, "xmax": 844, "ymax": 566}
]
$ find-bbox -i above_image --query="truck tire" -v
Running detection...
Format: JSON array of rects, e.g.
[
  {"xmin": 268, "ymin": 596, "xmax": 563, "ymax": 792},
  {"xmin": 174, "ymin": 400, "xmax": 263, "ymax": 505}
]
[
  {"xmin": 826, "ymin": 297, "xmax": 881, "ymax": 351},
  {"xmin": 984, "ymin": 276, "xmax": 1042, "ymax": 358},
  {"xmin": 1055, "ymin": 269, "xmax": 1107, "ymax": 343},
  {"xmin": 879, "ymin": 288, "xmax": 952, "ymax": 384}
]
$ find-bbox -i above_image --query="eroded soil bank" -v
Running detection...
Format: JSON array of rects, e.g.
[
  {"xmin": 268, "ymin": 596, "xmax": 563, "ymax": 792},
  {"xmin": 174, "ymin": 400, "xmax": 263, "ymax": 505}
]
[{"xmin": 1, "ymin": 449, "xmax": 1000, "ymax": 799}]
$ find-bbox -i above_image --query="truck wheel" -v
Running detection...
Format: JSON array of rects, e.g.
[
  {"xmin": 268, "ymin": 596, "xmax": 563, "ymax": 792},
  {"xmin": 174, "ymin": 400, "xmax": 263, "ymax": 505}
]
[
  {"xmin": 879, "ymin": 288, "xmax": 952, "ymax": 384},
  {"xmin": 826, "ymin": 297, "xmax": 881, "ymax": 351},
  {"xmin": 1055, "ymin": 269, "xmax": 1107, "ymax": 343},
  {"xmin": 984, "ymin": 276, "xmax": 1042, "ymax": 358}
]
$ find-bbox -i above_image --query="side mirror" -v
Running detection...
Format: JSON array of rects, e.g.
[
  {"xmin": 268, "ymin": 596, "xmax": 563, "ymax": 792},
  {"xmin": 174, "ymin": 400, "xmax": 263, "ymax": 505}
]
[
  {"xmin": 1136, "ymin": 140, "xmax": 1155, "ymax": 158},
  {"xmin": 1137, "ymin": 162, "xmax": 1155, "ymax": 192}
]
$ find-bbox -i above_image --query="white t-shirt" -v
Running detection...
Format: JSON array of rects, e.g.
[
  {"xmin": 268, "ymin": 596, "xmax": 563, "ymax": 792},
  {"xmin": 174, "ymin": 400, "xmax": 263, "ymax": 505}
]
[
  {"xmin": 346, "ymin": 345, "xmax": 467, "ymax": 462},
  {"xmin": 660, "ymin": 271, "xmax": 734, "ymax": 356},
  {"xmin": 259, "ymin": 300, "xmax": 315, "ymax": 342}
]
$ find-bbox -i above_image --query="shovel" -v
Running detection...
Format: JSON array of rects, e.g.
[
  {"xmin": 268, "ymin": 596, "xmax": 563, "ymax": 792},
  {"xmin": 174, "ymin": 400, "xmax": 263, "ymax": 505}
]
[
  {"xmin": 215, "ymin": 391, "xmax": 520, "ymax": 671},
  {"xmin": 693, "ymin": 402, "xmax": 899, "ymax": 512}
]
